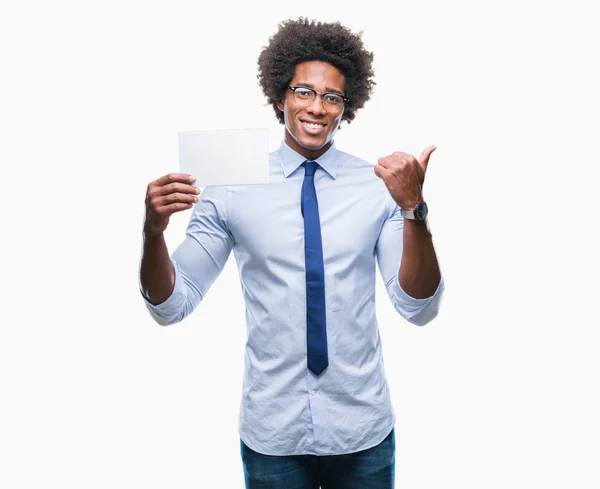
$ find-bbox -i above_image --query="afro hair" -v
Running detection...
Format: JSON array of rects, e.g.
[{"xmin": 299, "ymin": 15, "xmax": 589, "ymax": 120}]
[{"xmin": 257, "ymin": 17, "xmax": 375, "ymax": 125}]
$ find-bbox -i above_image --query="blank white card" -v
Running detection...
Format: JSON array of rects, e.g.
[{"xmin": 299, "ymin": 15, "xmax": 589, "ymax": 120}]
[{"xmin": 178, "ymin": 128, "xmax": 270, "ymax": 187}]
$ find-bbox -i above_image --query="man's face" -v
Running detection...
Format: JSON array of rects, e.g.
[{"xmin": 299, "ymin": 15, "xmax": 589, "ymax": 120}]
[{"xmin": 277, "ymin": 61, "xmax": 346, "ymax": 161}]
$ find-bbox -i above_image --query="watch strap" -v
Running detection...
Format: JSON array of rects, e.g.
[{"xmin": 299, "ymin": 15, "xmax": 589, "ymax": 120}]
[
  {"xmin": 401, "ymin": 201, "xmax": 428, "ymax": 221},
  {"xmin": 401, "ymin": 208, "xmax": 417, "ymax": 220}
]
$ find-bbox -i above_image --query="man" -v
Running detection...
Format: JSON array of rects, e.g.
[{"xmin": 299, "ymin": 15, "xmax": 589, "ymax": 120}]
[{"xmin": 140, "ymin": 17, "xmax": 444, "ymax": 489}]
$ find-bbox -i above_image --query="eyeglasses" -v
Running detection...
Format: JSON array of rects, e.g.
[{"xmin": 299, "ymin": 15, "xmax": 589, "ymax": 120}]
[{"xmin": 287, "ymin": 86, "xmax": 349, "ymax": 113}]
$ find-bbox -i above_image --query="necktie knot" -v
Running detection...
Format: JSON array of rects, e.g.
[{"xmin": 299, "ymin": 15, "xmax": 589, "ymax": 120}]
[{"xmin": 304, "ymin": 160, "xmax": 319, "ymax": 177}]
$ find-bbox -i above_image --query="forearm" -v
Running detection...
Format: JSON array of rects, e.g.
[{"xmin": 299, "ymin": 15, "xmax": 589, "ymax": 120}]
[
  {"xmin": 398, "ymin": 219, "xmax": 441, "ymax": 299},
  {"xmin": 140, "ymin": 232, "xmax": 175, "ymax": 305}
]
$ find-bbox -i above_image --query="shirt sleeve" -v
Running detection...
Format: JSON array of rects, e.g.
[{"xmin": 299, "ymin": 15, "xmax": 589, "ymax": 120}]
[
  {"xmin": 140, "ymin": 185, "xmax": 235, "ymax": 326},
  {"xmin": 375, "ymin": 199, "xmax": 445, "ymax": 326}
]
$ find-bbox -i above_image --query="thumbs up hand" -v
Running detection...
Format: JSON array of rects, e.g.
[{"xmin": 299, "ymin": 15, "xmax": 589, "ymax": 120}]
[{"xmin": 374, "ymin": 146, "xmax": 436, "ymax": 210}]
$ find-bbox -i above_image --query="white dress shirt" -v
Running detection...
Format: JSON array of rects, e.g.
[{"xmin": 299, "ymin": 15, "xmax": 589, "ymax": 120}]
[{"xmin": 142, "ymin": 138, "xmax": 445, "ymax": 455}]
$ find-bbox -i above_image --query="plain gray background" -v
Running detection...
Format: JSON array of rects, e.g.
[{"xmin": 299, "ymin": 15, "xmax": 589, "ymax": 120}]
[{"xmin": 1, "ymin": 0, "xmax": 598, "ymax": 487}]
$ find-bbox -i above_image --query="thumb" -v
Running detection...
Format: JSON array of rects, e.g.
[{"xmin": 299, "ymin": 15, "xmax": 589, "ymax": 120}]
[{"xmin": 418, "ymin": 145, "xmax": 437, "ymax": 173}]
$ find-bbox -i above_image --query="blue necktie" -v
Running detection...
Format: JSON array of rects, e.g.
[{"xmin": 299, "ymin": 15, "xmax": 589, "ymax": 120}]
[{"xmin": 301, "ymin": 161, "xmax": 328, "ymax": 376}]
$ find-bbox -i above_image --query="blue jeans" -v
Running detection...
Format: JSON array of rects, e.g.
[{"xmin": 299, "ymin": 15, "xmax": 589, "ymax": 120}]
[{"xmin": 240, "ymin": 427, "xmax": 395, "ymax": 489}]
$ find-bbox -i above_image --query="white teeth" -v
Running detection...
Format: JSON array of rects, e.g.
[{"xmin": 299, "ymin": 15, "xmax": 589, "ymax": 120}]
[{"xmin": 303, "ymin": 122, "xmax": 324, "ymax": 129}]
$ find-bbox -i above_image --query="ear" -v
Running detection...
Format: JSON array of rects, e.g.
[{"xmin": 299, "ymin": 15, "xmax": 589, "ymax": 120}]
[{"xmin": 277, "ymin": 100, "xmax": 284, "ymax": 111}]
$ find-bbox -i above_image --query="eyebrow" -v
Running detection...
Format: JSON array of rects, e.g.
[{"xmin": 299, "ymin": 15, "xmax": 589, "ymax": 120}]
[{"xmin": 295, "ymin": 82, "xmax": 344, "ymax": 96}]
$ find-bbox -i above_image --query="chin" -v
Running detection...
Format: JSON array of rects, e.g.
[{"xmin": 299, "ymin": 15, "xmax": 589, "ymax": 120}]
[
  {"xmin": 296, "ymin": 128, "xmax": 334, "ymax": 146},
  {"xmin": 297, "ymin": 136, "xmax": 327, "ymax": 150}
]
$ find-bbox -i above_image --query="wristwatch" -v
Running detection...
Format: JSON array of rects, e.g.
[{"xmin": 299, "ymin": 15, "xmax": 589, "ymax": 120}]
[{"xmin": 401, "ymin": 201, "xmax": 428, "ymax": 221}]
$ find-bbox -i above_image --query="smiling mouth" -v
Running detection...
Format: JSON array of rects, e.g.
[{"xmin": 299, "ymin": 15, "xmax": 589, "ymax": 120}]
[{"xmin": 301, "ymin": 120, "xmax": 327, "ymax": 132}]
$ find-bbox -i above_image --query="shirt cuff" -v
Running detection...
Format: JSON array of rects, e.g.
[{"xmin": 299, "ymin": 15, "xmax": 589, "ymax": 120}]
[
  {"xmin": 392, "ymin": 273, "xmax": 445, "ymax": 304},
  {"xmin": 391, "ymin": 271, "xmax": 445, "ymax": 325},
  {"xmin": 140, "ymin": 260, "xmax": 187, "ymax": 324}
]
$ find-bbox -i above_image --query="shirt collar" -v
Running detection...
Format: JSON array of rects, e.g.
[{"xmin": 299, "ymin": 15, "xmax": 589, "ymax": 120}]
[{"xmin": 277, "ymin": 137, "xmax": 339, "ymax": 179}]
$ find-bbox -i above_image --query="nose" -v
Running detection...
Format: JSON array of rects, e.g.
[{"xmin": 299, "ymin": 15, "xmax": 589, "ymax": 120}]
[{"xmin": 306, "ymin": 94, "xmax": 327, "ymax": 116}]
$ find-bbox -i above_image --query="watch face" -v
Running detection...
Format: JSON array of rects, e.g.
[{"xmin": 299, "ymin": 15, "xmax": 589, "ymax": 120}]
[{"xmin": 416, "ymin": 202, "xmax": 428, "ymax": 220}]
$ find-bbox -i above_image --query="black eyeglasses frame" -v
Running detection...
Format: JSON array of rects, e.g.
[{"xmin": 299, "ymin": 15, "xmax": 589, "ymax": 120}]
[{"xmin": 287, "ymin": 86, "xmax": 350, "ymax": 107}]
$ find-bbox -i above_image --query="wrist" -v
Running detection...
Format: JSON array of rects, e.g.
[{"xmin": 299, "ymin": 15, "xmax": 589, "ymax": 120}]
[
  {"xmin": 401, "ymin": 201, "xmax": 428, "ymax": 221},
  {"xmin": 403, "ymin": 214, "xmax": 432, "ymax": 235},
  {"xmin": 143, "ymin": 227, "xmax": 165, "ymax": 242}
]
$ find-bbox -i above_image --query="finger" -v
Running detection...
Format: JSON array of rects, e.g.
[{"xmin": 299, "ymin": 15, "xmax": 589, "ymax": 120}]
[
  {"xmin": 156, "ymin": 202, "xmax": 196, "ymax": 216},
  {"xmin": 418, "ymin": 146, "xmax": 436, "ymax": 172},
  {"xmin": 158, "ymin": 192, "xmax": 199, "ymax": 206},
  {"xmin": 150, "ymin": 182, "xmax": 201, "ymax": 198},
  {"xmin": 377, "ymin": 156, "xmax": 394, "ymax": 170},
  {"xmin": 374, "ymin": 163, "xmax": 393, "ymax": 180},
  {"xmin": 155, "ymin": 172, "xmax": 196, "ymax": 187}
]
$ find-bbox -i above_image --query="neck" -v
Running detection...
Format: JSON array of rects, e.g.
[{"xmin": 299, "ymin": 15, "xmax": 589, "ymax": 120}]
[{"xmin": 285, "ymin": 131, "xmax": 333, "ymax": 161}]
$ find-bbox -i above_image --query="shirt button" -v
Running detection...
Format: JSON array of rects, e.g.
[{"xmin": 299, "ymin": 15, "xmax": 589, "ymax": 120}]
[{"xmin": 311, "ymin": 391, "xmax": 317, "ymax": 396}]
